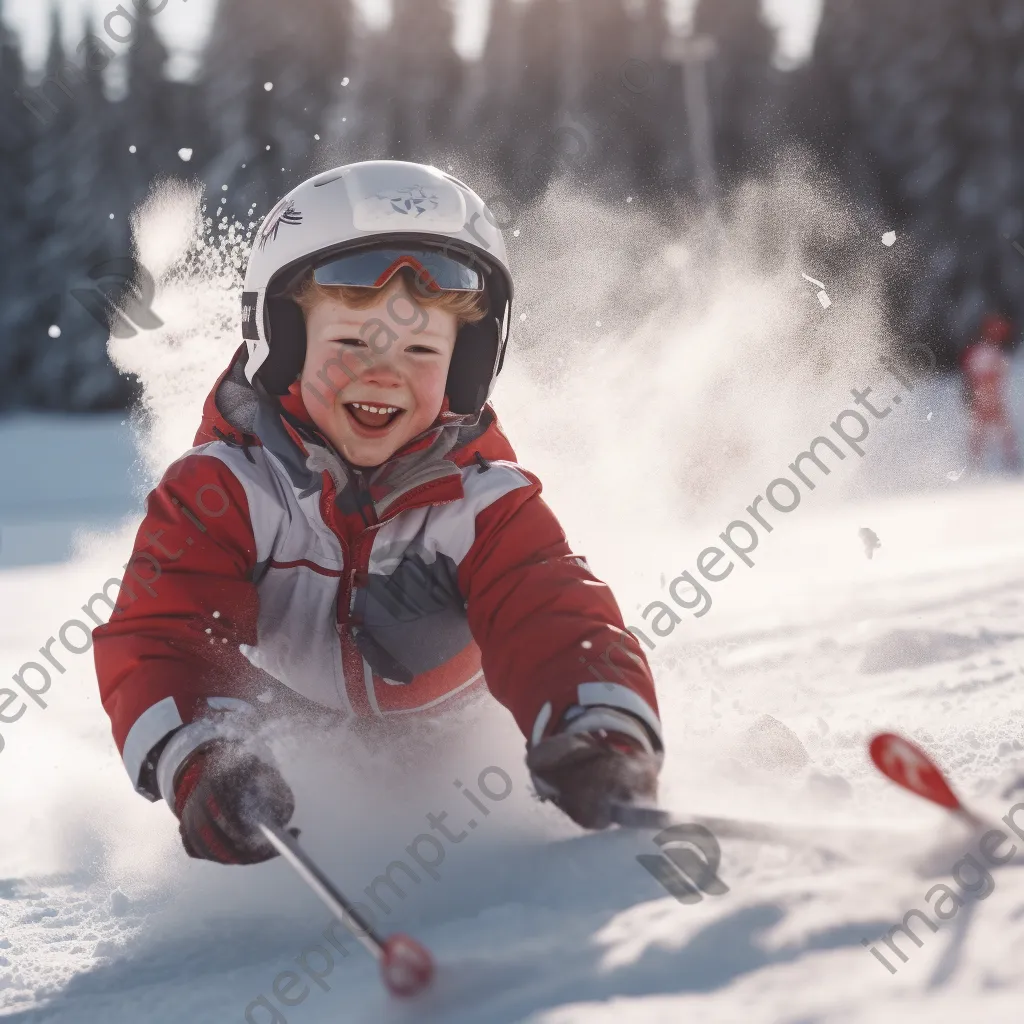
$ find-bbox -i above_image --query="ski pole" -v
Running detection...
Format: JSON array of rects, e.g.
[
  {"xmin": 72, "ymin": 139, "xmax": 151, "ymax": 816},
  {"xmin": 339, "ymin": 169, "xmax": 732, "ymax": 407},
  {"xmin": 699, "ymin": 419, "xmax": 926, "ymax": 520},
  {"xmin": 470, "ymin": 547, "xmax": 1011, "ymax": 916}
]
[{"xmin": 258, "ymin": 822, "xmax": 434, "ymax": 997}]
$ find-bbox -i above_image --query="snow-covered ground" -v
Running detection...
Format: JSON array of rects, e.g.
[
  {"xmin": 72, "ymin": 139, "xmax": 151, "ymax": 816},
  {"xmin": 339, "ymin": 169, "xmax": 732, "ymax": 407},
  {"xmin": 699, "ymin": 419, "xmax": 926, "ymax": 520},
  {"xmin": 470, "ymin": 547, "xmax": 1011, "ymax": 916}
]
[
  {"xmin": 3, "ymin": 394, "xmax": 1024, "ymax": 1023},
  {"xmin": 4, "ymin": 180, "xmax": 1024, "ymax": 1022},
  {"xmin": 0, "ymin": 414, "xmax": 143, "ymax": 570}
]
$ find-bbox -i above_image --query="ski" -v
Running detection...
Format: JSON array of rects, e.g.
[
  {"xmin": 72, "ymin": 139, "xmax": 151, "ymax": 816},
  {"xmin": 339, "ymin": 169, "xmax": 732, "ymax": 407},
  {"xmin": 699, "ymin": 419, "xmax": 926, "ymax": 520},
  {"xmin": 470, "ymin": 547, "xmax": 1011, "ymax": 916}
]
[
  {"xmin": 868, "ymin": 731, "xmax": 1016, "ymax": 986},
  {"xmin": 611, "ymin": 731, "xmax": 988, "ymax": 853},
  {"xmin": 259, "ymin": 823, "xmax": 434, "ymax": 997},
  {"xmin": 868, "ymin": 732, "xmax": 989, "ymax": 830},
  {"xmin": 609, "ymin": 801, "xmax": 914, "ymax": 854}
]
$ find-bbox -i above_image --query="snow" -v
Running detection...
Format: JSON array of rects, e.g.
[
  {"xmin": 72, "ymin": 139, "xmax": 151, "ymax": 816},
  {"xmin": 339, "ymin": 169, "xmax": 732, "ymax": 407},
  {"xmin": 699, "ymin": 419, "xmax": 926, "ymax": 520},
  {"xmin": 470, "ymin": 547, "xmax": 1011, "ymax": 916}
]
[
  {"xmin": 0, "ymin": 414, "xmax": 144, "ymax": 570},
  {"xmin": 4, "ymin": 418, "xmax": 1024, "ymax": 1022},
  {"xmin": 4, "ymin": 178, "xmax": 1024, "ymax": 1022}
]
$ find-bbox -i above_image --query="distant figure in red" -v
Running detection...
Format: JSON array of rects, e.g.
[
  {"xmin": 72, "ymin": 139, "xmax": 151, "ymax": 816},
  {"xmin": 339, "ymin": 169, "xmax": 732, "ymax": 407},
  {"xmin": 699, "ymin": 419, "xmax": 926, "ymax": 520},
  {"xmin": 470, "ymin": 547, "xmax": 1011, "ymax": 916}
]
[{"xmin": 962, "ymin": 314, "xmax": 1021, "ymax": 472}]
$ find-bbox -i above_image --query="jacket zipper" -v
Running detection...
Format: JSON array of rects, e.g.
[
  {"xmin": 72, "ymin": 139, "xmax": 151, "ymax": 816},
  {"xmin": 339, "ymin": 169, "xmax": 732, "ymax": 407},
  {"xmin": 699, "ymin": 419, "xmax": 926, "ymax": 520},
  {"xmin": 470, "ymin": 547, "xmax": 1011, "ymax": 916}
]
[
  {"xmin": 334, "ymin": 495, "xmax": 464, "ymax": 713},
  {"xmin": 286, "ymin": 415, "xmax": 474, "ymax": 713},
  {"xmin": 335, "ymin": 464, "xmax": 379, "ymax": 713}
]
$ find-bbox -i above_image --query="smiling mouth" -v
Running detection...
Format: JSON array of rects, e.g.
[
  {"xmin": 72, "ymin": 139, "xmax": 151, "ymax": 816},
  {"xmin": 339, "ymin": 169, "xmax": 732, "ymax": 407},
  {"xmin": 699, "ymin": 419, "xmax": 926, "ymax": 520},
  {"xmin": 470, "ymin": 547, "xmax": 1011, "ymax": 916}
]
[{"xmin": 344, "ymin": 401, "xmax": 405, "ymax": 437}]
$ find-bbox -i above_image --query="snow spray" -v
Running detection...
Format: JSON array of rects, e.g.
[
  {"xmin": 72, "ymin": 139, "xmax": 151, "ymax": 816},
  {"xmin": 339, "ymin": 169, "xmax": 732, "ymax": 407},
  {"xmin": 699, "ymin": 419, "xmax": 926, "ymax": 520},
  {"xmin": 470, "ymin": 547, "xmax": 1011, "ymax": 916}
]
[{"xmin": 242, "ymin": 764, "xmax": 513, "ymax": 1020}]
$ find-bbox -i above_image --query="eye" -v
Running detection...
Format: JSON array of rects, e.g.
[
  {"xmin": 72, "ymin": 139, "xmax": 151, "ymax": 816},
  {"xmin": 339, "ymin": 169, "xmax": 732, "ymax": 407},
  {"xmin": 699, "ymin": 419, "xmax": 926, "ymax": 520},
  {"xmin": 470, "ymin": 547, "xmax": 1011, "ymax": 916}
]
[
  {"xmin": 407, "ymin": 344, "xmax": 441, "ymax": 355},
  {"xmin": 332, "ymin": 337, "xmax": 366, "ymax": 347}
]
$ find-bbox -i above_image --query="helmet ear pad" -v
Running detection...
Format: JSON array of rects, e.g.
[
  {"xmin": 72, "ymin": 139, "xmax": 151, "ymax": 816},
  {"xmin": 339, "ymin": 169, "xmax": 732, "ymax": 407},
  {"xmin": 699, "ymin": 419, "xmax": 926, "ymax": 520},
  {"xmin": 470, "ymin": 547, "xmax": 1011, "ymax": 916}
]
[
  {"xmin": 446, "ymin": 316, "xmax": 500, "ymax": 415},
  {"xmin": 261, "ymin": 297, "xmax": 308, "ymax": 395},
  {"xmin": 446, "ymin": 276, "xmax": 509, "ymax": 416}
]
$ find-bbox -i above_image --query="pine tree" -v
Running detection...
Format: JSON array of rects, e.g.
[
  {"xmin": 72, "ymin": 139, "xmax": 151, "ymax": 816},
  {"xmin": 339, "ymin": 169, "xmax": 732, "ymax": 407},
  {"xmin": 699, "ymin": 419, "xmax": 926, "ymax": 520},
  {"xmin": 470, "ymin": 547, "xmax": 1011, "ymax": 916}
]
[
  {"xmin": 567, "ymin": 0, "xmax": 633, "ymax": 107},
  {"xmin": 10, "ymin": 7, "xmax": 80, "ymax": 409},
  {"xmin": 461, "ymin": 0, "xmax": 525, "ymax": 180},
  {"xmin": 563, "ymin": 0, "xmax": 636, "ymax": 191},
  {"xmin": 121, "ymin": 0, "xmax": 199, "ymax": 209},
  {"xmin": 793, "ymin": 0, "xmax": 889, "ymax": 209},
  {"xmin": 802, "ymin": 0, "xmax": 1024, "ymax": 354},
  {"xmin": 200, "ymin": 0, "xmax": 353, "ymax": 227},
  {"xmin": 0, "ymin": 1, "xmax": 34, "ymax": 408},
  {"xmin": 357, "ymin": 0, "xmax": 463, "ymax": 163},
  {"xmin": 25, "ymin": 13, "xmax": 134, "ymax": 410},
  {"xmin": 692, "ymin": 0, "xmax": 782, "ymax": 189},
  {"xmin": 628, "ymin": 0, "xmax": 675, "ymax": 195},
  {"xmin": 511, "ymin": 0, "xmax": 570, "ymax": 201}
]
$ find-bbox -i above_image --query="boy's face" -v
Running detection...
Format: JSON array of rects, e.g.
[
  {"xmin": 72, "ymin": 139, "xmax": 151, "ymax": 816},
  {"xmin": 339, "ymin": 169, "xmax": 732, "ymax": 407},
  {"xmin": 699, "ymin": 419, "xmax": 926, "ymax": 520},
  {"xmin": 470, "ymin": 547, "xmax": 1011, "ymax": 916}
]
[{"xmin": 299, "ymin": 279, "xmax": 459, "ymax": 468}]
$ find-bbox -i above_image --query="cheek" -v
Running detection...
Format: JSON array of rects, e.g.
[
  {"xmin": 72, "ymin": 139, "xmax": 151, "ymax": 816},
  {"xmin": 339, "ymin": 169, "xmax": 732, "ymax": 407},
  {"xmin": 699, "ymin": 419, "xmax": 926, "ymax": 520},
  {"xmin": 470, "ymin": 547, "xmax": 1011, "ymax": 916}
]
[
  {"xmin": 301, "ymin": 340, "xmax": 357, "ymax": 403},
  {"xmin": 299, "ymin": 341, "xmax": 320, "ymax": 387},
  {"xmin": 411, "ymin": 360, "xmax": 450, "ymax": 405},
  {"xmin": 299, "ymin": 345, "xmax": 347, "ymax": 427}
]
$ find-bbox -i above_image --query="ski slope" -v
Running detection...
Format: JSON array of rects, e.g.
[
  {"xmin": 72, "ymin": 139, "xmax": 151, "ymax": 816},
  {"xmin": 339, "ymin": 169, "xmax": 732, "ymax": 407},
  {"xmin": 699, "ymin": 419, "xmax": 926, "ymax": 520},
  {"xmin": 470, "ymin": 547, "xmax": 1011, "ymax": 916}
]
[
  {"xmin": 4, "ymin": 180, "xmax": 1024, "ymax": 1022},
  {"xmin": 3, "ymin": 403, "xmax": 1024, "ymax": 1023}
]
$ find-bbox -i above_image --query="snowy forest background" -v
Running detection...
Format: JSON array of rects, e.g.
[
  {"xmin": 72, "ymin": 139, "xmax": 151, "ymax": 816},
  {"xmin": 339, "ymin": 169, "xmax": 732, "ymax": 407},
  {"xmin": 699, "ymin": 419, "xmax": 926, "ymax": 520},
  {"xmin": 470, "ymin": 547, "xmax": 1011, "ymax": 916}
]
[{"xmin": 0, "ymin": 0, "xmax": 1022, "ymax": 412}]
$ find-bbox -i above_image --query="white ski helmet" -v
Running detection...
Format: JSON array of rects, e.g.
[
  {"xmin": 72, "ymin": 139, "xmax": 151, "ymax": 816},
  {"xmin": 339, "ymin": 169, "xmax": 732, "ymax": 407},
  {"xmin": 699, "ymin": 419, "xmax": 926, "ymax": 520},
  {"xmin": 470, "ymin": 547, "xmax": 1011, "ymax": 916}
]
[{"xmin": 240, "ymin": 160, "xmax": 514, "ymax": 416}]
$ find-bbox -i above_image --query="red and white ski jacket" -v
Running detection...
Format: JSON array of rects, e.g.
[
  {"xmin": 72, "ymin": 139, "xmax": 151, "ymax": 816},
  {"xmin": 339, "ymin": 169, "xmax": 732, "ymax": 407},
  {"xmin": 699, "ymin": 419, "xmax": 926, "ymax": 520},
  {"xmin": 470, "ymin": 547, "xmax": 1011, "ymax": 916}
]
[{"xmin": 93, "ymin": 345, "xmax": 661, "ymax": 801}]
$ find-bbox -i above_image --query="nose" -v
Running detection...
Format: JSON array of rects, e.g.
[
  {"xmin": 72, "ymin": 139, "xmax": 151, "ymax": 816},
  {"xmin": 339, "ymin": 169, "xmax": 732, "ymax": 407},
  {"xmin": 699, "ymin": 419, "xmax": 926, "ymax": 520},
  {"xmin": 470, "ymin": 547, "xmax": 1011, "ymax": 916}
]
[{"xmin": 358, "ymin": 355, "xmax": 403, "ymax": 389}]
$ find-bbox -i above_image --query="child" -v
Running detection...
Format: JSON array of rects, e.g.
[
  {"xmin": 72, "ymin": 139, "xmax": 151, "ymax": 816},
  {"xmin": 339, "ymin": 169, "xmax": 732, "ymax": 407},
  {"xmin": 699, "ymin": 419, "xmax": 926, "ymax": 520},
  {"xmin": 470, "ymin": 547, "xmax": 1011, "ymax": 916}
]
[{"xmin": 93, "ymin": 160, "xmax": 663, "ymax": 865}]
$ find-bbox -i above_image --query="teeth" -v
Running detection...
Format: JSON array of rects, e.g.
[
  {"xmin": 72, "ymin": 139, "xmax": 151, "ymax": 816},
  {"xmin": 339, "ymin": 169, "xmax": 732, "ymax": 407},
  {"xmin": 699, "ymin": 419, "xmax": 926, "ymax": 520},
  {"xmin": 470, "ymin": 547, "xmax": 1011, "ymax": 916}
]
[{"xmin": 351, "ymin": 403, "xmax": 401, "ymax": 415}]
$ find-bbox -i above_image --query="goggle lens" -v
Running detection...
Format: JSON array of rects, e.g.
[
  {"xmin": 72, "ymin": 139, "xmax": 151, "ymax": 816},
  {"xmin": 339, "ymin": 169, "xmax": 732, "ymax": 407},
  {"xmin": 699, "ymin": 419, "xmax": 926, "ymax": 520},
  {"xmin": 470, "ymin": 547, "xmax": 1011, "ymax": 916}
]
[{"xmin": 313, "ymin": 249, "xmax": 484, "ymax": 293}]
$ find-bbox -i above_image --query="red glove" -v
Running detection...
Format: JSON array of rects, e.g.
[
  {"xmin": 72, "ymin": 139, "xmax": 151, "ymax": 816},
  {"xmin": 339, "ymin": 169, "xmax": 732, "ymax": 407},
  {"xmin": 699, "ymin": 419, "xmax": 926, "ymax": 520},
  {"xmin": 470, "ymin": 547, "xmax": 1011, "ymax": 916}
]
[
  {"xmin": 526, "ymin": 708, "xmax": 661, "ymax": 829},
  {"xmin": 174, "ymin": 742, "xmax": 296, "ymax": 865}
]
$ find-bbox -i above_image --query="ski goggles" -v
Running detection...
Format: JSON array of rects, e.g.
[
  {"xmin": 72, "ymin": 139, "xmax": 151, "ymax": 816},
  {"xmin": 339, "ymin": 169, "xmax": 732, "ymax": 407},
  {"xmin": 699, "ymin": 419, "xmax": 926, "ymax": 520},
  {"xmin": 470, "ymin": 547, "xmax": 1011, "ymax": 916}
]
[{"xmin": 312, "ymin": 247, "xmax": 485, "ymax": 294}]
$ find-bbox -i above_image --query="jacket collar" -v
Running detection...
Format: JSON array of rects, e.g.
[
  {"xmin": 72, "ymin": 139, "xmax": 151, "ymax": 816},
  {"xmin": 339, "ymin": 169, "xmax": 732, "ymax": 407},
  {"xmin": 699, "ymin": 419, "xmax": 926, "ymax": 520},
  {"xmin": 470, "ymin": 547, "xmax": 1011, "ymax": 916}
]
[{"xmin": 199, "ymin": 345, "xmax": 487, "ymax": 521}]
